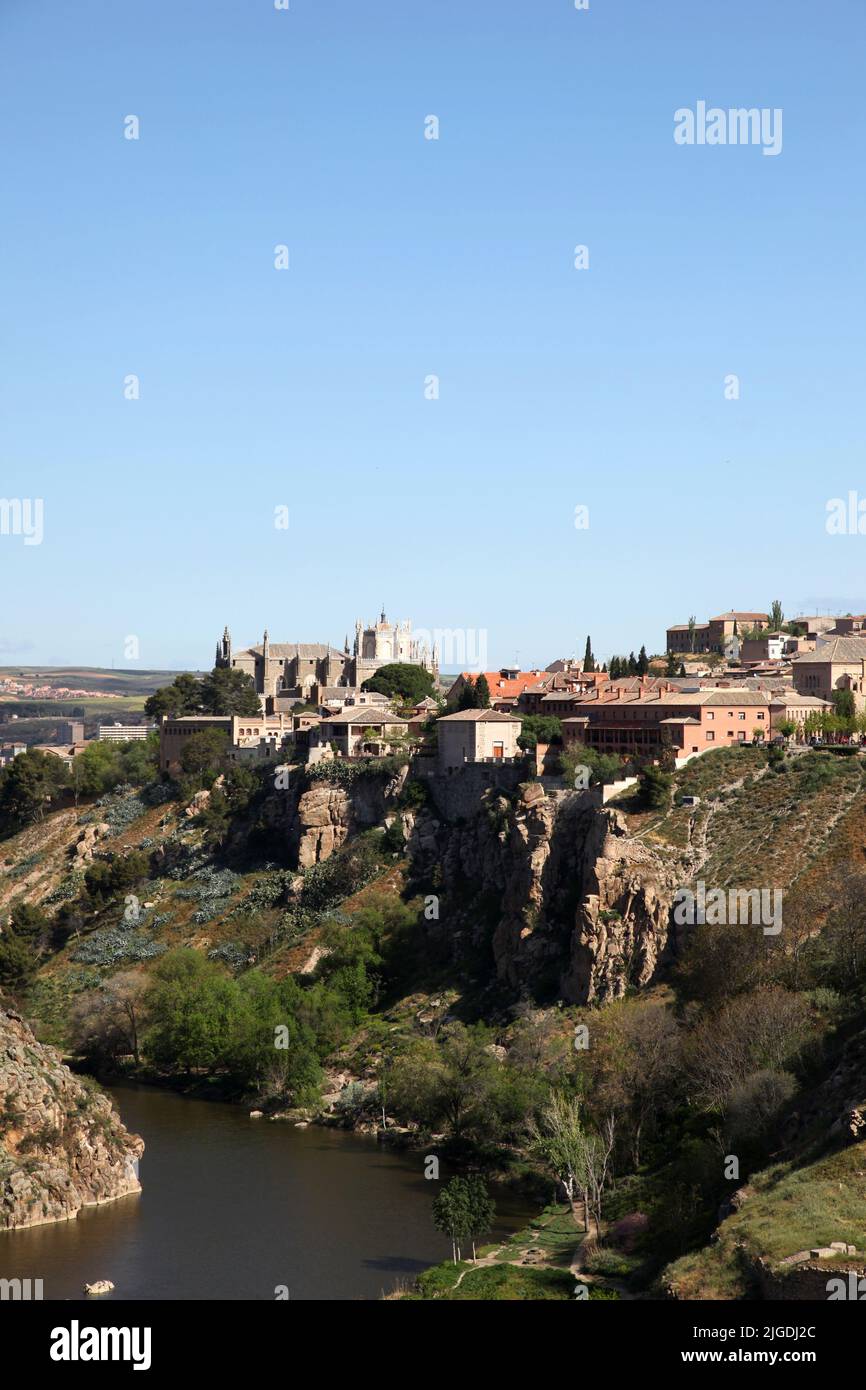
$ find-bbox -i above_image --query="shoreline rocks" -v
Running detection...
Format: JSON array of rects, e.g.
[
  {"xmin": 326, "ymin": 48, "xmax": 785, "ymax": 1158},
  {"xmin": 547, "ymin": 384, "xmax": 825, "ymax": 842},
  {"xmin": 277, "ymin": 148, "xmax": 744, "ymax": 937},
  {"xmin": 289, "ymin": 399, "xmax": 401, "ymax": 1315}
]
[{"xmin": 0, "ymin": 1008, "xmax": 143, "ymax": 1232}]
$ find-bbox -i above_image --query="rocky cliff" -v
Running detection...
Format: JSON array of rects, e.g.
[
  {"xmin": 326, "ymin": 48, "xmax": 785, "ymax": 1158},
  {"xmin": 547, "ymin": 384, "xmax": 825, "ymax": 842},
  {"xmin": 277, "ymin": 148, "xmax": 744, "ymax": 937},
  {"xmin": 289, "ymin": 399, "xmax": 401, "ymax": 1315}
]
[
  {"xmin": 288, "ymin": 765, "xmax": 688, "ymax": 1005},
  {"xmin": 0, "ymin": 1008, "xmax": 143, "ymax": 1230},
  {"xmin": 408, "ymin": 779, "xmax": 687, "ymax": 1003},
  {"xmin": 290, "ymin": 767, "xmax": 408, "ymax": 868}
]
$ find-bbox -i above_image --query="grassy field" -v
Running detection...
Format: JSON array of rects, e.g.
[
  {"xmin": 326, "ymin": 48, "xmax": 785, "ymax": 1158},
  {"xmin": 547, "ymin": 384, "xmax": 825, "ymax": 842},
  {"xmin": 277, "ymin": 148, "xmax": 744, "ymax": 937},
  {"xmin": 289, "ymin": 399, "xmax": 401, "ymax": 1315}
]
[{"xmin": 665, "ymin": 1145, "xmax": 866, "ymax": 1298}]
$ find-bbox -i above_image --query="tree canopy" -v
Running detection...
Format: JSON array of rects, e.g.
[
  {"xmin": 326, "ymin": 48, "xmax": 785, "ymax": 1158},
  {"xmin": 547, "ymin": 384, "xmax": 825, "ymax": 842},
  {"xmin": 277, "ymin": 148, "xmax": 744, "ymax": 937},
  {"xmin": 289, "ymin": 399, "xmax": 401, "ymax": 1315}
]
[
  {"xmin": 361, "ymin": 663, "xmax": 435, "ymax": 705},
  {"xmin": 145, "ymin": 667, "xmax": 261, "ymax": 719}
]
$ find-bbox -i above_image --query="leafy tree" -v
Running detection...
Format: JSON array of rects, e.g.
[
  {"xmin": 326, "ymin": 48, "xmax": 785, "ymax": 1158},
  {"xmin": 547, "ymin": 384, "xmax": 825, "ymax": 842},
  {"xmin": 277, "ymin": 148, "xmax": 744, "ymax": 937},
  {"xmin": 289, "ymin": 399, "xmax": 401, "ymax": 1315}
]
[
  {"xmin": 517, "ymin": 715, "xmax": 562, "ymax": 751},
  {"xmin": 72, "ymin": 741, "xmax": 123, "ymax": 798},
  {"xmin": 637, "ymin": 645, "xmax": 650, "ymax": 676},
  {"xmin": 463, "ymin": 1175, "xmax": 496, "ymax": 1259},
  {"xmin": 0, "ymin": 925, "xmax": 37, "ymax": 991},
  {"xmin": 224, "ymin": 972, "xmax": 322, "ymax": 1104},
  {"xmin": 583, "ymin": 637, "xmax": 595, "ymax": 673},
  {"xmin": 179, "ymin": 728, "xmax": 231, "ymax": 787},
  {"xmin": 9, "ymin": 900, "xmax": 50, "ymax": 941},
  {"xmin": 68, "ymin": 971, "xmax": 148, "ymax": 1066},
  {"xmin": 0, "ymin": 748, "xmax": 69, "ymax": 835},
  {"xmin": 528, "ymin": 1091, "xmax": 589, "ymax": 1216},
  {"xmin": 832, "ymin": 688, "xmax": 856, "ymax": 724},
  {"xmin": 665, "ymin": 651, "xmax": 678, "ymax": 677},
  {"xmin": 145, "ymin": 667, "xmax": 260, "ymax": 720},
  {"xmin": 638, "ymin": 765, "xmax": 671, "ymax": 809},
  {"xmin": 560, "ymin": 743, "xmax": 623, "ymax": 788},
  {"xmin": 678, "ymin": 663, "xmax": 686, "ymax": 678},
  {"xmin": 769, "ymin": 599, "xmax": 784, "ymax": 630},
  {"xmin": 362, "ymin": 663, "xmax": 435, "ymax": 704},
  {"xmin": 432, "ymin": 1178, "xmax": 471, "ymax": 1263},
  {"xmin": 199, "ymin": 667, "xmax": 261, "ymax": 716},
  {"xmin": 144, "ymin": 672, "xmax": 202, "ymax": 719},
  {"xmin": 389, "ymin": 1023, "xmax": 507, "ymax": 1143},
  {"xmin": 83, "ymin": 850, "xmax": 150, "ymax": 906},
  {"xmin": 457, "ymin": 676, "xmax": 482, "ymax": 710},
  {"xmin": 143, "ymin": 949, "xmax": 240, "ymax": 1076},
  {"xmin": 474, "ymin": 674, "xmax": 491, "ymax": 708},
  {"xmin": 687, "ymin": 615, "xmax": 696, "ymax": 652}
]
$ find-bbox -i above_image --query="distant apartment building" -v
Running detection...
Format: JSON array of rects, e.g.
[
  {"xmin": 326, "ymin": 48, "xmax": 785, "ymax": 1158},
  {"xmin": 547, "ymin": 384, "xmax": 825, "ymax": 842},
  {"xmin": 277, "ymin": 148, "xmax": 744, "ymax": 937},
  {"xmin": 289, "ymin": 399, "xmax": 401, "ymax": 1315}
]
[
  {"xmin": 562, "ymin": 684, "xmax": 773, "ymax": 759},
  {"xmin": 519, "ymin": 670, "xmax": 608, "ymax": 715},
  {"xmin": 790, "ymin": 614, "xmax": 838, "ymax": 638},
  {"xmin": 436, "ymin": 709, "xmax": 523, "ymax": 772},
  {"xmin": 56, "ymin": 720, "xmax": 85, "ymax": 744},
  {"xmin": 827, "ymin": 615, "xmax": 866, "ymax": 636},
  {"xmin": 0, "ymin": 742, "xmax": 27, "ymax": 768},
  {"xmin": 667, "ymin": 612, "xmax": 769, "ymax": 656},
  {"xmin": 159, "ymin": 714, "xmax": 297, "ymax": 773},
  {"xmin": 98, "ymin": 723, "xmax": 156, "ymax": 742},
  {"xmin": 790, "ymin": 638, "xmax": 866, "ymax": 711}
]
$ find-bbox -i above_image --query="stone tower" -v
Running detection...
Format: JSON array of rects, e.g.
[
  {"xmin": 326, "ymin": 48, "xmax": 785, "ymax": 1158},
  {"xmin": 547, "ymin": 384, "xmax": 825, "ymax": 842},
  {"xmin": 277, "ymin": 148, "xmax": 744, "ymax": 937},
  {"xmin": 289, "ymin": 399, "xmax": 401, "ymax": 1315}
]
[{"xmin": 215, "ymin": 626, "xmax": 232, "ymax": 668}]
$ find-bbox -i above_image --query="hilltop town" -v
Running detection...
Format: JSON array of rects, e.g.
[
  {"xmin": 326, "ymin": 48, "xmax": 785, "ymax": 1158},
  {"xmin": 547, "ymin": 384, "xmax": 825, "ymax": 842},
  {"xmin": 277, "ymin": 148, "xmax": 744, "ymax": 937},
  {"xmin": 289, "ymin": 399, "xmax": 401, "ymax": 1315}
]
[
  {"xmin": 4, "ymin": 600, "xmax": 866, "ymax": 1304},
  {"xmin": 156, "ymin": 605, "xmax": 866, "ymax": 780}
]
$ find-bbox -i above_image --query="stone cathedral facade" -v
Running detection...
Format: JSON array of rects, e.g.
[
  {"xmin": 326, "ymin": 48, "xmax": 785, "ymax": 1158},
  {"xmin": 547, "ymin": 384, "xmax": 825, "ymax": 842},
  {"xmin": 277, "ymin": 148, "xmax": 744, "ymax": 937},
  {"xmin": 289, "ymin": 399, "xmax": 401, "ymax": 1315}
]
[{"xmin": 215, "ymin": 609, "xmax": 437, "ymax": 704}]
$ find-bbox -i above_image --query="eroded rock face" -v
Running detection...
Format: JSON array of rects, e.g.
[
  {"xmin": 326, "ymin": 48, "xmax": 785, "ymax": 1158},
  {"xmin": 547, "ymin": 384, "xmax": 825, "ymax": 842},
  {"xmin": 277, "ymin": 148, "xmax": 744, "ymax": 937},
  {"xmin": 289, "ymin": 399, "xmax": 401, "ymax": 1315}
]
[
  {"xmin": 407, "ymin": 784, "xmax": 686, "ymax": 1005},
  {"xmin": 295, "ymin": 786, "xmax": 353, "ymax": 868},
  {"xmin": 560, "ymin": 808, "xmax": 686, "ymax": 1004},
  {"xmin": 288, "ymin": 767, "xmax": 686, "ymax": 1006},
  {"xmin": 0, "ymin": 1009, "xmax": 143, "ymax": 1230},
  {"xmin": 291, "ymin": 768, "xmax": 408, "ymax": 869}
]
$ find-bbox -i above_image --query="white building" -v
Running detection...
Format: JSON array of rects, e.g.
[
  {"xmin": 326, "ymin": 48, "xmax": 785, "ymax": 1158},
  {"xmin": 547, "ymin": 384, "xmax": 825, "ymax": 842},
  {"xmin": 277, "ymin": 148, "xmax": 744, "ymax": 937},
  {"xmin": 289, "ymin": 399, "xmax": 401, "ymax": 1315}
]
[
  {"xmin": 97, "ymin": 724, "xmax": 156, "ymax": 742},
  {"xmin": 436, "ymin": 709, "xmax": 522, "ymax": 772}
]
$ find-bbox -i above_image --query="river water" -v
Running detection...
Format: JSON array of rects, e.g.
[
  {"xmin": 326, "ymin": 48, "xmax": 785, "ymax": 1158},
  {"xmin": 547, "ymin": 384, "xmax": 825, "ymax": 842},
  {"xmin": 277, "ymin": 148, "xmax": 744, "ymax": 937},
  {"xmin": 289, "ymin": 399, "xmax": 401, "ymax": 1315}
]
[{"xmin": 0, "ymin": 1084, "xmax": 534, "ymax": 1301}]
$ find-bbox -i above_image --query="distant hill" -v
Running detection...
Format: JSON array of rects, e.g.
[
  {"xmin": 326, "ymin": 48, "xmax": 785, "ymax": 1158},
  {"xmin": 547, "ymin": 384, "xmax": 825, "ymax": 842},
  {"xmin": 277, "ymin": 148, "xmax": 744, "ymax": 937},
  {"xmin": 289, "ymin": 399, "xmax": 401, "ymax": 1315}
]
[{"xmin": 0, "ymin": 667, "xmax": 195, "ymax": 697}]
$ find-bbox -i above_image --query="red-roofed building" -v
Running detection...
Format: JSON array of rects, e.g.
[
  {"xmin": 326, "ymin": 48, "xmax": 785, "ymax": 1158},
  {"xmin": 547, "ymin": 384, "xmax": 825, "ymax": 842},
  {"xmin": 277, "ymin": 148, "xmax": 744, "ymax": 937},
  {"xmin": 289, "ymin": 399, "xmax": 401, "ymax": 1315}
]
[{"xmin": 447, "ymin": 668, "xmax": 546, "ymax": 711}]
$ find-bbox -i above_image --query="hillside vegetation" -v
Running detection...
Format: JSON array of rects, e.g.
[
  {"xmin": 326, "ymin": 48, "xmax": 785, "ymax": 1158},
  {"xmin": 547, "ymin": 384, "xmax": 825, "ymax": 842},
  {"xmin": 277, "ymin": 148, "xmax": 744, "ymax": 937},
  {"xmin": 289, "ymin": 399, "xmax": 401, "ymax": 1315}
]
[{"xmin": 2, "ymin": 736, "xmax": 866, "ymax": 1296}]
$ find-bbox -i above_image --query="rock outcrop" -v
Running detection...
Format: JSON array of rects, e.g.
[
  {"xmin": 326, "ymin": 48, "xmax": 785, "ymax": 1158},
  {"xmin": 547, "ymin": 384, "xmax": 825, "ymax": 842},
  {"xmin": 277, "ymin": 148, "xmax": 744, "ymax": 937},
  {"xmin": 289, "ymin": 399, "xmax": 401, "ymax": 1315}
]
[
  {"xmin": 282, "ymin": 764, "xmax": 686, "ymax": 1005},
  {"xmin": 0, "ymin": 1008, "xmax": 143, "ymax": 1230},
  {"xmin": 291, "ymin": 767, "xmax": 408, "ymax": 869},
  {"xmin": 408, "ymin": 780, "xmax": 687, "ymax": 1004}
]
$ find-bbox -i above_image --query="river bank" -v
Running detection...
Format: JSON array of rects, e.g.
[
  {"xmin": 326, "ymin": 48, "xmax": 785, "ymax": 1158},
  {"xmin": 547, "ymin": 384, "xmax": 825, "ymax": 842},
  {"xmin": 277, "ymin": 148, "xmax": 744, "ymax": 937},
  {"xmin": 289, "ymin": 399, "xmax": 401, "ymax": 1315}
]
[{"xmin": 0, "ymin": 1082, "xmax": 537, "ymax": 1300}]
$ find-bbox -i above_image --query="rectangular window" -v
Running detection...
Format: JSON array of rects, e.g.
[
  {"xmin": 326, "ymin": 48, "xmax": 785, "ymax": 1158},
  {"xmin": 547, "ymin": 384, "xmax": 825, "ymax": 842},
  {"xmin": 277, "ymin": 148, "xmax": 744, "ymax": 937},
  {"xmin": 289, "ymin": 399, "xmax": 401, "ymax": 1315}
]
[
  {"xmin": 706, "ymin": 731, "xmax": 715, "ymax": 741},
  {"xmin": 706, "ymin": 711, "xmax": 714, "ymax": 720},
  {"xmin": 738, "ymin": 712, "xmax": 746, "ymax": 720},
  {"xmin": 737, "ymin": 732, "xmax": 746, "ymax": 741}
]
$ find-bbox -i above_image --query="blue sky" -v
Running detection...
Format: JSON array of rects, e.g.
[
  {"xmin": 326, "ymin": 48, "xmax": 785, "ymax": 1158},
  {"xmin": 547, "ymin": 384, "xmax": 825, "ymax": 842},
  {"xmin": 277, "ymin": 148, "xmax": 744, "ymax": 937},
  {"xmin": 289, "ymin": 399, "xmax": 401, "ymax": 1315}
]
[{"xmin": 1, "ymin": 0, "xmax": 864, "ymax": 671}]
